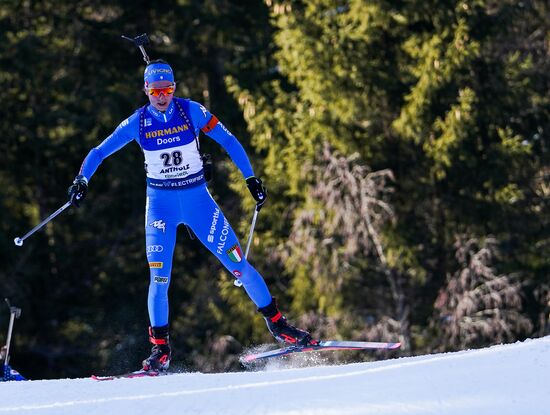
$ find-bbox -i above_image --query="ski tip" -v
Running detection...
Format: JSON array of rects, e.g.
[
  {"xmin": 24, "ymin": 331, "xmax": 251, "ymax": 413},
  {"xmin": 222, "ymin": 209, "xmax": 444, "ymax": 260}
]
[
  {"xmin": 389, "ymin": 342, "xmax": 401, "ymax": 349},
  {"xmin": 240, "ymin": 354, "xmax": 258, "ymax": 363},
  {"xmin": 91, "ymin": 374, "xmax": 115, "ymax": 381},
  {"xmin": 91, "ymin": 369, "xmax": 164, "ymax": 381}
]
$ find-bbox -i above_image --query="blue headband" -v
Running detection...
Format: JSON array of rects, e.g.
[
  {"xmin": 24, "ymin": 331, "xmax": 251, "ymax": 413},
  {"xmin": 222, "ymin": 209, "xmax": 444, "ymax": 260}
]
[{"xmin": 144, "ymin": 63, "xmax": 174, "ymax": 85}]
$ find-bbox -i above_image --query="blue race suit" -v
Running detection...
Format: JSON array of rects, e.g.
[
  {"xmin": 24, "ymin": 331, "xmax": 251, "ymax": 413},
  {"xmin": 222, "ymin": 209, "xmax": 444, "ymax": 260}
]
[{"xmin": 79, "ymin": 98, "xmax": 272, "ymax": 327}]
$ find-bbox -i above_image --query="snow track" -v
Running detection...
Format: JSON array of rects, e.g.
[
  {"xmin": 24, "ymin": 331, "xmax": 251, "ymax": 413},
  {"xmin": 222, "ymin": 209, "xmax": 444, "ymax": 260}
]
[{"xmin": 1, "ymin": 337, "xmax": 549, "ymax": 415}]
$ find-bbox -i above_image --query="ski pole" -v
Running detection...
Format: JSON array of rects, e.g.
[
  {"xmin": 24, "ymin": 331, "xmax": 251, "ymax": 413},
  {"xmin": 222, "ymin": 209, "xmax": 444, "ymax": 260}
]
[
  {"xmin": 244, "ymin": 206, "xmax": 260, "ymax": 258},
  {"xmin": 4, "ymin": 299, "xmax": 22, "ymax": 366},
  {"xmin": 234, "ymin": 205, "xmax": 261, "ymax": 287},
  {"xmin": 121, "ymin": 33, "xmax": 151, "ymax": 64},
  {"xmin": 14, "ymin": 201, "xmax": 72, "ymax": 247}
]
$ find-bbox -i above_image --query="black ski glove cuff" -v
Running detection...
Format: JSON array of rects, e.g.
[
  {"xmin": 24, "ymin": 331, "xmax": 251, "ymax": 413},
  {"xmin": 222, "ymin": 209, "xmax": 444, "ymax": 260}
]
[
  {"xmin": 246, "ymin": 176, "xmax": 267, "ymax": 210},
  {"xmin": 68, "ymin": 175, "xmax": 88, "ymax": 207}
]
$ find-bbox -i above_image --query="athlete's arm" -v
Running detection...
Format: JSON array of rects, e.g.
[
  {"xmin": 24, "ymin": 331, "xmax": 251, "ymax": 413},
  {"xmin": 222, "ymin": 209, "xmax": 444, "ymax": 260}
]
[
  {"xmin": 79, "ymin": 111, "xmax": 140, "ymax": 181},
  {"xmin": 188, "ymin": 101, "xmax": 254, "ymax": 179}
]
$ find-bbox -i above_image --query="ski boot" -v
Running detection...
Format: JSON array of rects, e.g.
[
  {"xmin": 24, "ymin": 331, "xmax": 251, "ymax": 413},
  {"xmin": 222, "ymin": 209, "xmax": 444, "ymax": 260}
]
[
  {"xmin": 258, "ymin": 298, "xmax": 317, "ymax": 346},
  {"xmin": 142, "ymin": 325, "xmax": 171, "ymax": 372}
]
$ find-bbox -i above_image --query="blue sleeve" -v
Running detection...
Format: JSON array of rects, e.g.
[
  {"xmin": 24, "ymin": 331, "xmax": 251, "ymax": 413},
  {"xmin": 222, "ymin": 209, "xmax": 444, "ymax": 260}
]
[
  {"xmin": 79, "ymin": 111, "xmax": 140, "ymax": 181},
  {"xmin": 188, "ymin": 100, "xmax": 255, "ymax": 179}
]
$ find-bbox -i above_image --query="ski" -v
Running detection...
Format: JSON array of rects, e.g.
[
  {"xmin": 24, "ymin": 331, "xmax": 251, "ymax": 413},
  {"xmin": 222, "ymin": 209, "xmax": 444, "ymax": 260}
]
[
  {"xmin": 241, "ymin": 340, "xmax": 401, "ymax": 363},
  {"xmin": 91, "ymin": 369, "xmax": 168, "ymax": 381}
]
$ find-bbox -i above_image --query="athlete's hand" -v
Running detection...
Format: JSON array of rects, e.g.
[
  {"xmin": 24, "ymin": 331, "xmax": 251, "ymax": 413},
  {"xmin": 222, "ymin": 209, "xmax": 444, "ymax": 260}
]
[
  {"xmin": 68, "ymin": 175, "xmax": 88, "ymax": 207},
  {"xmin": 246, "ymin": 176, "xmax": 267, "ymax": 211}
]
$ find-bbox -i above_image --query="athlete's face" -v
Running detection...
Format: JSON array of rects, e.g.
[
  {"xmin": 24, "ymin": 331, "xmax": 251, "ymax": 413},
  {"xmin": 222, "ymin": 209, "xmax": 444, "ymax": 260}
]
[{"xmin": 145, "ymin": 80, "xmax": 175, "ymax": 112}]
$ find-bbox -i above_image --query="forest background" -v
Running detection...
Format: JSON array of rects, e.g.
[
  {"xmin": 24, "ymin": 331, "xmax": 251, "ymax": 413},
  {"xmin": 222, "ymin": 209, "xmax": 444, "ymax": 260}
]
[{"xmin": 0, "ymin": 0, "xmax": 548, "ymax": 379}]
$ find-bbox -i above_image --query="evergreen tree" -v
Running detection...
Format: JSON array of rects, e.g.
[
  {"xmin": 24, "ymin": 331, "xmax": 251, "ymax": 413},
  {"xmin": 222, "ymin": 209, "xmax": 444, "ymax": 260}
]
[
  {"xmin": 230, "ymin": 0, "xmax": 549, "ymax": 355},
  {"xmin": 0, "ymin": 0, "xmax": 275, "ymax": 377}
]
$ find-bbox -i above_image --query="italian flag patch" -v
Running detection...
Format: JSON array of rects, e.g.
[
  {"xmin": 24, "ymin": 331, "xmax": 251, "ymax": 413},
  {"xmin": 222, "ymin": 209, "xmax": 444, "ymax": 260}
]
[{"xmin": 227, "ymin": 244, "xmax": 243, "ymax": 263}]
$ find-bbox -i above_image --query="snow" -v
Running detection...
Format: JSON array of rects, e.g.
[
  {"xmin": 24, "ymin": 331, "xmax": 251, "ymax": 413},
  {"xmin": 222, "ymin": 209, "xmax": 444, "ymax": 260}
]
[{"xmin": 1, "ymin": 336, "xmax": 549, "ymax": 415}]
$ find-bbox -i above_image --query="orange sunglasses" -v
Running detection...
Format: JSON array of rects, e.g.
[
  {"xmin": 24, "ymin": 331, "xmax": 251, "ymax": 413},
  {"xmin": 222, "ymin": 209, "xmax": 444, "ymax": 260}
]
[{"xmin": 146, "ymin": 84, "xmax": 176, "ymax": 96}]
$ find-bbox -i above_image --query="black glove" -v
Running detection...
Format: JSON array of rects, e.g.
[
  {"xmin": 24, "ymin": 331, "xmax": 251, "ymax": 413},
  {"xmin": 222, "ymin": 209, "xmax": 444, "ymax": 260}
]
[
  {"xmin": 68, "ymin": 175, "xmax": 88, "ymax": 207},
  {"xmin": 246, "ymin": 176, "xmax": 267, "ymax": 210}
]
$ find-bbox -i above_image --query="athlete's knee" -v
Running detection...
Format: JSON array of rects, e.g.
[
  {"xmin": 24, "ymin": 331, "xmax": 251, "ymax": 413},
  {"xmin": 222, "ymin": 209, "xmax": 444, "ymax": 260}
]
[{"xmin": 233, "ymin": 261, "xmax": 260, "ymax": 284}]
